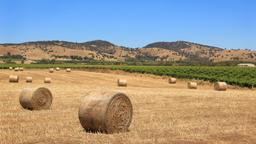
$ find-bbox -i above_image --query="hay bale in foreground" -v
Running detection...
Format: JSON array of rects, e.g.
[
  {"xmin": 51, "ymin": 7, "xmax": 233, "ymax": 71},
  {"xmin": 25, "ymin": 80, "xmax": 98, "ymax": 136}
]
[
  {"xmin": 117, "ymin": 79, "xmax": 127, "ymax": 87},
  {"xmin": 26, "ymin": 77, "xmax": 33, "ymax": 83},
  {"xmin": 169, "ymin": 78, "xmax": 176, "ymax": 84},
  {"xmin": 9, "ymin": 67, "xmax": 13, "ymax": 70},
  {"xmin": 44, "ymin": 77, "xmax": 51, "ymax": 83},
  {"xmin": 66, "ymin": 68, "xmax": 71, "ymax": 72},
  {"xmin": 19, "ymin": 87, "xmax": 53, "ymax": 110},
  {"xmin": 19, "ymin": 67, "xmax": 24, "ymax": 71},
  {"xmin": 214, "ymin": 82, "xmax": 227, "ymax": 91},
  {"xmin": 49, "ymin": 68, "xmax": 54, "ymax": 73},
  {"xmin": 79, "ymin": 92, "xmax": 133, "ymax": 134},
  {"xmin": 9, "ymin": 75, "xmax": 19, "ymax": 83},
  {"xmin": 187, "ymin": 82, "xmax": 197, "ymax": 89},
  {"xmin": 56, "ymin": 67, "xmax": 60, "ymax": 71},
  {"xmin": 14, "ymin": 67, "xmax": 19, "ymax": 72}
]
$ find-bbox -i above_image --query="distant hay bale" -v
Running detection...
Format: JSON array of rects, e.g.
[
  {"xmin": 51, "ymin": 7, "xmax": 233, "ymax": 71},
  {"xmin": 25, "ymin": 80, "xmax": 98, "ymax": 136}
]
[
  {"xmin": 19, "ymin": 67, "xmax": 24, "ymax": 71},
  {"xmin": 49, "ymin": 68, "xmax": 54, "ymax": 73},
  {"xmin": 66, "ymin": 68, "xmax": 71, "ymax": 72},
  {"xmin": 187, "ymin": 82, "xmax": 197, "ymax": 89},
  {"xmin": 44, "ymin": 77, "xmax": 51, "ymax": 83},
  {"xmin": 14, "ymin": 67, "xmax": 19, "ymax": 72},
  {"xmin": 9, "ymin": 75, "xmax": 19, "ymax": 83},
  {"xmin": 19, "ymin": 87, "xmax": 53, "ymax": 110},
  {"xmin": 55, "ymin": 67, "xmax": 60, "ymax": 71},
  {"xmin": 79, "ymin": 92, "xmax": 133, "ymax": 134},
  {"xmin": 238, "ymin": 63, "xmax": 255, "ymax": 67},
  {"xmin": 26, "ymin": 77, "xmax": 33, "ymax": 83},
  {"xmin": 214, "ymin": 82, "xmax": 227, "ymax": 91},
  {"xmin": 9, "ymin": 67, "xmax": 13, "ymax": 70},
  {"xmin": 117, "ymin": 79, "xmax": 127, "ymax": 87},
  {"xmin": 169, "ymin": 78, "xmax": 177, "ymax": 84}
]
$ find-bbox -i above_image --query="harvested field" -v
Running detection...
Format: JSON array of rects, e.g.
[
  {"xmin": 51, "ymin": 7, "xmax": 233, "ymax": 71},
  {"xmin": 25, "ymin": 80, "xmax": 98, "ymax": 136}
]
[{"xmin": 0, "ymin": 69, "xmax": 256, "ymax": 144}]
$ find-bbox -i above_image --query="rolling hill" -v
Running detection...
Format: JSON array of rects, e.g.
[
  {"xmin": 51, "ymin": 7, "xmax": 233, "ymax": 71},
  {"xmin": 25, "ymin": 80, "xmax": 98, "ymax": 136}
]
[{"xmin": 0, "ymin": 40, "xmax": 255, "ymax": 64}]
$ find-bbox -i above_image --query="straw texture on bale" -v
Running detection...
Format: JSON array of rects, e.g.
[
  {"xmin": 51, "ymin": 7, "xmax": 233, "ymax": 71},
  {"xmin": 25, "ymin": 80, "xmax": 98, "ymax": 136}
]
[
  {"xmin": 214, "ymin": 82, "xmax": 227, "ymax": 91},
  {"xmin": 44, "ymin": 77, "xmax": 51, "ymax": 83},
  {"xmin": 56, "ymin": 67, "xmax": 60, "ymax": 71},
  {"xmin": 66, "ymin": 68, "xmax": 71, "ymax": 72},
  {"xmin": 49, "ymin": 68, "xmax": 54, "ymax": 73},
  {"xmin": 187, "ymin": 82, "xmax": 197, "ymax": 89},
  {"xmin": 169, "ymin": 78, "xmax": 177, "ymax": 84},
  {"xmin": 9, "ymin": 75, "xmax": 19, "ymax": 83},
  {"xmin": 117, "ymin": 79, "xmax": 127, "ymax": 87},
  {"xmin": 79, "ymin": 92, "xmax": 133, "ymax": 134},
  {"xmin": 14, "ymin": 67, "xmax": 19, "ymax": 71},
  {"xmin": 19, "ymin": 87, "xmax": 53, "ymax": 110},
  {"xmin": 26, "ymin": 77, "xmax": 33, "ymax": 83}
]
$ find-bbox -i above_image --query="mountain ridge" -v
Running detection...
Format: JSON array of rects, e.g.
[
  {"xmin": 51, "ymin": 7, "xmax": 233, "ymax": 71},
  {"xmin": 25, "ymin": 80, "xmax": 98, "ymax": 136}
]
[
  {"xmin": 1, "ymin": 40, "xmax": 223, "ymax": 50},
  {"xmin": 144, "ymin": 41, "xmax": 223, "ymax": 51},
  {"xmin": 0, "ymin": 40, "xmax": 255, "ymax": 64}
]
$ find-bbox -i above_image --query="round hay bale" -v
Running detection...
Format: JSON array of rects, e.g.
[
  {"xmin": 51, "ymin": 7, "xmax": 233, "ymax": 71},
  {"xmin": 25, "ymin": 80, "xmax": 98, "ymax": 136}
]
[
  {"xmin": 49, "ymin": 68, "xmax": 54, "ymax": 73},
  {"xmin": 44, "ymin": 77, "xmax": 51, "ymax": 83},
  {"xmin": 9, "ymin": 75, "xmax": 19, "ymax": 83},
  {"xmin": 187, "ymin": 82, "xmax": 197, "ymax": 89},
  {"xmin": 26, "ymin": 77, "xmax": 33, "ymax": 83},
  {"xmin": 19, "ymin": 87, "xmax": 53, "ymax": 110},
  {"xmin": 14, "ymin": 67, "xmax": 19, "ymax": 72},
  {"xmin": 169, "ymin": 78, "xmax": 176, "ymax": 84},
  {"xmin": 9, "ymin": 67, "xmax": 13, "ymax": 70},
  {"xmin": 19, "ymin": 67, "xmax": 24, "ymax": 71},
  {"xmin": 66, "ymin": 68, "xmax": 71, "ymax": 72},
  {"xmin": 55, "ymin": 67, "xmax": 60, "ymax": 71},
  {"xmin": 214, "ymin": 82, "xmax": 227, "ymax": 91},
  {"xmin": 117, "ymin": 79, "xmax": 127, "ymax": 87},
  {"xmin": 78, "ymin": 92, "xmax": 133, "ymax": 134}
]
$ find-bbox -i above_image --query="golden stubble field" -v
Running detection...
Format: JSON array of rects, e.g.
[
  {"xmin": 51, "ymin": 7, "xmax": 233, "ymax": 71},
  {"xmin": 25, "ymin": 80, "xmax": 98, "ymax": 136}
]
[{"xmin": 0, "ymin": 69, "xmax": 256, "ymax": 144}]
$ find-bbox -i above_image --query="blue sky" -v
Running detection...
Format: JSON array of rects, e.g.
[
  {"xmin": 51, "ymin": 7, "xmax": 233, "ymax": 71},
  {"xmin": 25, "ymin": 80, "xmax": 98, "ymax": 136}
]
[{"xmin": 0, "ymin": 0, "xmax": 255, "ymax": 49}]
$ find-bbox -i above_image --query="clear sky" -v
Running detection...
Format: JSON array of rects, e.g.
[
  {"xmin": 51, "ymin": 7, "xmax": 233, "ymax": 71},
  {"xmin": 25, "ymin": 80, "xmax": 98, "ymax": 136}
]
[{"xmin": 0, "ymin": 0, "xmax": 255, "ymax": 49}]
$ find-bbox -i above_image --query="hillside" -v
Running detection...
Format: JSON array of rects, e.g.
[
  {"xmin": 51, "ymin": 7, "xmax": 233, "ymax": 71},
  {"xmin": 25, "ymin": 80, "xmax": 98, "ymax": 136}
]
[
  {"xmin": 144, "ymin": 41, "xmax": 222, "ymax": 51},
  {"xmin": 0, "ymin": 40, "xmax": 255, "ymax": 64}
]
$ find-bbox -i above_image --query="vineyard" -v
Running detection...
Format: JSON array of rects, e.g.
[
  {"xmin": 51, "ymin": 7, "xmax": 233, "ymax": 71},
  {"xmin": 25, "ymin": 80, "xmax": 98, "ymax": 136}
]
[
  {"xmin": 1, "ymin": 64, "xmax": 256, "ymax": 88},
  {"xmin": 109, "ymin": 66, "xmax": 256, "ymax": 88}
]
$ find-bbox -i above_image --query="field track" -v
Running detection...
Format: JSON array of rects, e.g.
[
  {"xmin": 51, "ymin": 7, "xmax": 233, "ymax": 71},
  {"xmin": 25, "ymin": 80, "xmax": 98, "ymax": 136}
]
[{"xmin": 1, "ymin": 69, "xmax": 256, "ymax": 144}]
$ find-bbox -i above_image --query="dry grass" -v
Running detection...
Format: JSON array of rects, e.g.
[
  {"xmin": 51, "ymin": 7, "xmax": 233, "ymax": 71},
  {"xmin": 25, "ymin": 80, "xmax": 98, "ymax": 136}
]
[{"xmin": 0, "ymin": 69, "xmax": 256, "ymax": 144}]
